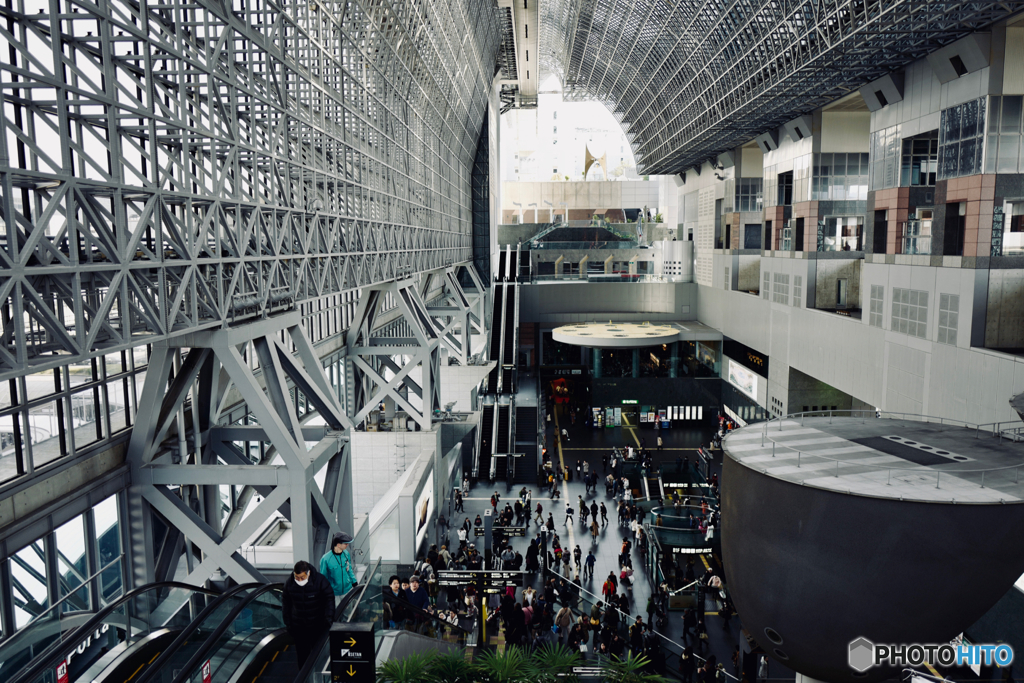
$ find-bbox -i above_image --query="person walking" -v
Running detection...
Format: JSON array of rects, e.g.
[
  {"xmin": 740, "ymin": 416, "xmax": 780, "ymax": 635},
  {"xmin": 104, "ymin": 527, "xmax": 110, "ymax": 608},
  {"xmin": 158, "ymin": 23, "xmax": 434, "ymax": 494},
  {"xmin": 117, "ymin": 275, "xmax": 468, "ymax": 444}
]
[
  {"xmin": 282, "ymin": 561, "xmax": 335, "ymax": 669},
  {"xmin": 657, "ymin": 435, "xmax": 664, "ymax": 451},
  {"xmin": 590, "ymin": 518, "xmax": 599, "ymax": 542},
  {"xmin": 573, "ymin": 545, "xmax": 582, "ymax": 571},
  {"xmin": 565, "ymin": 503, "xmax": 574, "ymax": 526},
  {"xmin": 600, "ymin": 502, "xmax": 608, "ymax": 525},
  {"xmin": 455, "ymin": 489, "xmax": 464, "ymax": 513},
  {"xmin": 561, "ymin": 427, "xmax": 570, "ymax": 442},
  {"xmin": 584, "ymin": 550, "xmax": 596, "ymax": 580},
  {"xmin": 534, "ymin": 502, "xmax": 544, "ymax": 525},
  {"xmin": 318, "ymin": 532, "xmax": 357, "ymax": 597},
  {"xmin": 681, "ymin": 645, "xmax": 696, "ymax": 683}
]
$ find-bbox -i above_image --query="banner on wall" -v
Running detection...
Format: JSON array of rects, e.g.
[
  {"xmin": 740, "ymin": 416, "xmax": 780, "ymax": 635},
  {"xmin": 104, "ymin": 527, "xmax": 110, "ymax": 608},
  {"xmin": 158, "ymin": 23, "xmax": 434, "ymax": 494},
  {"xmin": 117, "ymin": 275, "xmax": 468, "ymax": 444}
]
[{"xmin": 727, "ymin": 359, "xmax": 758, "ymax": 401}]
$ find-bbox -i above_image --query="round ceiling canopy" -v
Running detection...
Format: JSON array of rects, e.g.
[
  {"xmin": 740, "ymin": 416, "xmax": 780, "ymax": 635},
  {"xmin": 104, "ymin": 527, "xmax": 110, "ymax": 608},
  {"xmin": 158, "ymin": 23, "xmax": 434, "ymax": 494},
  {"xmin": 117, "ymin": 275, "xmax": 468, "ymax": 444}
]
[{"xmin": 552, "ymin": 322, "xmax": 679, "ymax": 348}]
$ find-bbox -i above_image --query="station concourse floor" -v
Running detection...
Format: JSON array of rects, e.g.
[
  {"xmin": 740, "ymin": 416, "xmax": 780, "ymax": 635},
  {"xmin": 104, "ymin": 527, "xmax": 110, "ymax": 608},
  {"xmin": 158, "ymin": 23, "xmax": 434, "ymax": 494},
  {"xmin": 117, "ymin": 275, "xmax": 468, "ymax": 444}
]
[{"xmin": 454, "ymin": 397, "xmax": 796, "ymax": 681}]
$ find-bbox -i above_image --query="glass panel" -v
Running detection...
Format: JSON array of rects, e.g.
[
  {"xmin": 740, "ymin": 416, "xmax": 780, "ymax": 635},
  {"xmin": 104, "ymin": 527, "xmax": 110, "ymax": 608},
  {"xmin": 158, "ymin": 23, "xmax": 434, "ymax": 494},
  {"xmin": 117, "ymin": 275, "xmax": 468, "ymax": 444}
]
[
  {"xmin": 55, "ymin": 515, "xmax": 90, "ymax": 612},
  {"xmin": 986, "ymin": 135, "xmax": 998, "ymax": 174},
  {"xmin": 70, "ymin": 388, "xmax": 103, "ymax": 451},
  {"xmin": 94, "ymin": 495, "xmax": 123, "ymax": 601},
  {"xmin": 989, "ymin": 96, "xmax": 1002, "ymax": 134},
  {"xmin": 998, "ymin": 135, "xmax": 1020, "ymax": 173},
  {"xmin": 961, "ymin": 99, "xmax": 978, "ymax": 140},
  {"xmin": 29, "ymin": 400, "xmax": 66, "ymax": 467},
  {"xmin": 12, "ymin": 540, "xmax": 49, "ymax": 628},
  {"xmin": 960, "ymin": 137, "xmax": 978, "ymax": 176},
  {"xmin": 1001, "ymin": 96, "xmax": 1022, "ymax": 135}
]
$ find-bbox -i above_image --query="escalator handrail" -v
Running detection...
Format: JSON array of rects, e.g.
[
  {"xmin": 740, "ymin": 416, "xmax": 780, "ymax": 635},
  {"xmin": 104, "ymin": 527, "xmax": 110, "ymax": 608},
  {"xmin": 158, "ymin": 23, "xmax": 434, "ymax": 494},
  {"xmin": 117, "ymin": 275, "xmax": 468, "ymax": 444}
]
[
  {"xmin": 290, "ymin": 579, "xmax": 368, "ymax": 683},
  {"xmin": 118, "ymin": 582, "xmax": 262, "ymax": 683},
  {"xmin": 160, "ymin": 582, "xmax": 284, "ymax": 683},
  {"xmin": 8, "ymin": 580, "xmax": 226, "ymax": 683}
]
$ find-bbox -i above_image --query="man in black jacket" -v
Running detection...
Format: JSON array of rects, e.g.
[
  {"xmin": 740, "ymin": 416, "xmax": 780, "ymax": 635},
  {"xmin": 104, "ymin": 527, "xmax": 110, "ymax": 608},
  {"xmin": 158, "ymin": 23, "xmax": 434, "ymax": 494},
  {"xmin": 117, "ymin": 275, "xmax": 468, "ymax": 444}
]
[{"xmin": 282, "ymin": 560, "xmax": 335, "ymax": 668}]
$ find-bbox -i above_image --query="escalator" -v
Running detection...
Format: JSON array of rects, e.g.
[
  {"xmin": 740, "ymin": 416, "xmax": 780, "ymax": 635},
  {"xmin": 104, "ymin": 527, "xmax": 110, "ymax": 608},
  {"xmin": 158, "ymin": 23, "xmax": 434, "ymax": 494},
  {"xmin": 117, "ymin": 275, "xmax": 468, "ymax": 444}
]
[
  {"xmin": 501, "ymin": 285, "xmax": 516, "ymax": 383},
  {"xmin": 514, "ymin": 406, "xmax": 538, "ymax": 484},
  {"xmin": 487, "ymin": 284, "xmax": 504, "ymax": 392},
  {"xmin": 6, "ymin": 582, "xmax": 246, "ymax": 683},
  {"xmin": 478, "ymin": 404, "xmax": 494, "ymax": 481},
  {"xmin": 493, "ymin": 404, "xmax": 511, "ymax": 482}
]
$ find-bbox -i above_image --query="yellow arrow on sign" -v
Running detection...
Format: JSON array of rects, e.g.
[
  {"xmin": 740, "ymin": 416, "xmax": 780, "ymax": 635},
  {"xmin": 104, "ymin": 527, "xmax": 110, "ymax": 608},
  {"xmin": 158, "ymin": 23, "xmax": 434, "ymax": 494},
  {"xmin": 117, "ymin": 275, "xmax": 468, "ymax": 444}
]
[
  {"xmin": 345, "ymin": 637, "xmax": 357, "ymax": 646},
  {"xmin": 347, "ymin": 665, "xmax": 357, "ymax": 676}
]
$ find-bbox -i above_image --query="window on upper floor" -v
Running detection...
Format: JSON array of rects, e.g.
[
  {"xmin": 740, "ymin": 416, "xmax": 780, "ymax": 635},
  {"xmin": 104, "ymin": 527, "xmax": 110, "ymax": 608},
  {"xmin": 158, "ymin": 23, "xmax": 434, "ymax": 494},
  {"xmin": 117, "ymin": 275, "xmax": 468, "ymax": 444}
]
[
  {"xmin": 813, "ymin": 153, "xmax": 869, "ymax": 201},
  {"xmin": 793, "ymin": 275, "xmax": 802, "ymax": 308},
  {"xmin": 735, "ymin": 178, "xmax": 763, "ymax": 213},
  {"xmin": 819, "ymin": 216, "xmax": 864, "ymax": 252},
  {"xmin": 870, "ymin": 124, "xmax": 902, "ymax": 191},
  {"xmin": 763, "ymin": 272, "xmax": 771, "ymax": 300},
  {"xmin": 901, "ymin": 132, "xmax": 939, "ymax": 186},
  {"xmin": 938, "ymin": 97, "xmax": 985, "ymax": 180},
  {"xmin": 986, "ymin": 96, "xmax": 1024, "ymax": 174}
]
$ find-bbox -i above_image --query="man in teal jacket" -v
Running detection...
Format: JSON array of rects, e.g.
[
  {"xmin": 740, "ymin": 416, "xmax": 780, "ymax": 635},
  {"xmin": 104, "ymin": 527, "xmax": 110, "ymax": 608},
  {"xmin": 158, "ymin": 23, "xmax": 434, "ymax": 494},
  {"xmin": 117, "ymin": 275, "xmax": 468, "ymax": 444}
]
[{"xmin": 319, "ymin": 532, "xmax": 357, "ymax": 596}]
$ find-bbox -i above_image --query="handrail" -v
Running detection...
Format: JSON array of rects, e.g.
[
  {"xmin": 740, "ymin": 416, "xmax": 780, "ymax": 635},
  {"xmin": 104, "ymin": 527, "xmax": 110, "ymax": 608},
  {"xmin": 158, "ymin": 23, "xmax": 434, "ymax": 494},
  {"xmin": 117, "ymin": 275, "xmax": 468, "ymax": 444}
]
[
  {"xmin": 290, "ymin": 581, "xmax": 366, "ymax": 683},
  {"xmin": 755, "ymin": 411, "xmax": 1024, "ymax": 481},
  {"xmin": 11, "ymin": 553, "xmax": 125, "ymax": 634},
  {"xmin": 131, "ymin": 583, "xmax": 263, "ymax": 683},
  {"xmin": 167, "ymin": 583, "xmax": 284, "ymax": 683},
  {"xmin": 7, "ymin": 580, "xmax": 225, "ymax": 683}
]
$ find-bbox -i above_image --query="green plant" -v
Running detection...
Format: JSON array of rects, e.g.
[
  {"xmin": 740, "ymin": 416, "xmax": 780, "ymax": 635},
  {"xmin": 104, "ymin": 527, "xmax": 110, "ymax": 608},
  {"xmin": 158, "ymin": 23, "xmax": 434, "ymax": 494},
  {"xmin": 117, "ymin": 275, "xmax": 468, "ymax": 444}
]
[
  {"xmin": 474, "ymin": 645, "xmax": 531, "ymax": 683},
  {"xmin": 376, "ymin": 651, "xmax": 435, "ymax": 682},
  {"xmin": 427, "ymin": 650, "xmax": 476, "ymax": 683},
  {"xmin": 602, "ymin": 652, "xmax": 672, "ymax": 683},
  {"xmin": 653, "ymin": 213, "xmax": 664, "ymax": 223},
  {"xmin": 525, "ymin": 643, "xmax": 582, "ymax": 682}
]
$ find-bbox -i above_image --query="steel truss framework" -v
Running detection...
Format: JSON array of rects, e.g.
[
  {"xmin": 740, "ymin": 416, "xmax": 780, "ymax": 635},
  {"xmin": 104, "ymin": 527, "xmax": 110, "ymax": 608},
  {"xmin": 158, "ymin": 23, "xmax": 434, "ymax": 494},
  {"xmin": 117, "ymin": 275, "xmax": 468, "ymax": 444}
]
[
  {"xmin": 126, "ymin": 312, "xmax": 351, "ymax": 587},
  {"xmin": 541, "ymin": 0, "xmax": 1024, "ymax": 175},
  {"xmin": 345, "ymin": 277, "xmax": 443, "ymax": 431},
  {"xmin": 0, "ymin": 0, "xmax": 500, "ymax": 384}
]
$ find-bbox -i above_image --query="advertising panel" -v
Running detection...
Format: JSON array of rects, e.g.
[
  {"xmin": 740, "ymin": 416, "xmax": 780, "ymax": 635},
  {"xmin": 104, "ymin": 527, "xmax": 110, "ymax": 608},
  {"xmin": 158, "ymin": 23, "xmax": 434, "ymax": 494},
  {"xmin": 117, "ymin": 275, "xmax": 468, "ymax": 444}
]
[{"xmin": 727, "ymin": 359, "xmax": 758, "ymax": 401}]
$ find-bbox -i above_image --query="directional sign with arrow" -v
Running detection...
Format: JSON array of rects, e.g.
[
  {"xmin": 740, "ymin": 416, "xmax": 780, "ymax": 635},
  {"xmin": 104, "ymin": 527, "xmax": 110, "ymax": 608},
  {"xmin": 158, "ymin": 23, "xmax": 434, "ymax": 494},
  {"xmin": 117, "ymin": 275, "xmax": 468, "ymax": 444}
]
[{"xmin": 330, "ymin": 623, "xmax": 374, "ymax": 683}]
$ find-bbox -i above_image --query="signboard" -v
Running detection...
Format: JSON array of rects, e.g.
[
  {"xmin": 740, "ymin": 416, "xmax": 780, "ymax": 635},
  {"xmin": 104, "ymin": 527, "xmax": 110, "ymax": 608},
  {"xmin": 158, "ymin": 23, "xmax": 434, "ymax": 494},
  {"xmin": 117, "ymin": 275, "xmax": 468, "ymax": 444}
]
[
  {"xmin": 490, "ymin": 526, "xmax": 526, "ymax": 537},
  {"xmin": 992, "ymin": 206, "xmax": 1004, "ymax": 257},
  {"xmin": 330, "ymin": 623, "xmax": 375, "ymax": 683},
  {"xmin": 723, "ymin": 338, "xmax": 768, "ymax": 376},
  {"xmin": 727, "ymin": 359, "xmax": 758, "ymax": 401},
  {"xmin": 572, "ymin": 666, "xmax": 605, "ymax": 677},
  {"xmin": 202, "ymin": 660, "xmax": 212, "ymax": 683},
  {"xmin": 622, "ymin": 399, "xmax": 638, "ymax": 404},
  {"xmin": 56, "ymin": 662, "xmax": 68, "ymax": 683},
  {"xmin": 436, "ymin": 570, "xmax": 525, "ymax": 588}
]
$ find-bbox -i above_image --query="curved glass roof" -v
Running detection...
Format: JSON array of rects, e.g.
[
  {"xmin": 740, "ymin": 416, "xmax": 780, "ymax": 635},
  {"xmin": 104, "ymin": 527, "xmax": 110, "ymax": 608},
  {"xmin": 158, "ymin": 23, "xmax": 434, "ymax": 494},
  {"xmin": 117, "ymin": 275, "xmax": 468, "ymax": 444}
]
[{"xmin": 541, "ymin": 0, "xmax": 1024, "ymax": 175}]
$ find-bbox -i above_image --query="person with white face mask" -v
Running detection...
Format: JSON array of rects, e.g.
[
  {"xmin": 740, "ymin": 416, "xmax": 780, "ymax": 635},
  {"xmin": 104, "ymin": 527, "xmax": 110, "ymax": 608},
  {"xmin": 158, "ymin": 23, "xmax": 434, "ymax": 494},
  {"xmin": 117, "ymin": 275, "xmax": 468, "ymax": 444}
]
[{"xmin": 282, "ymin": 560, "xmax": 335, "ymax": 669}]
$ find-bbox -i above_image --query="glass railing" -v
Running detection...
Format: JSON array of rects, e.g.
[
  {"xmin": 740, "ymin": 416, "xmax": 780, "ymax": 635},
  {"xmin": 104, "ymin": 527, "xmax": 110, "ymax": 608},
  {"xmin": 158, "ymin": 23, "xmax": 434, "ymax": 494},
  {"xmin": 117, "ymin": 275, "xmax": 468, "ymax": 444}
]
[
  {"xmin": 901, "ymin": 234, "xmax": 931, "ymax": 255},
  {"xmin": 298, "ymin": 557, "xmax": 384, "ymax": 683},
  {"xmin": 7, "ymin": 582, "xmax": 227, "ymax": 683},
  {"xmin": 174, "ymin": 586, "xmax": 285, "ymax": 683},
  {"xmin": 0, "ymin": 554, "xmax": 125, "ymax": 679},
  {"xmin": 133, "ymin": 585, "xmax": 262, "ymax": 683},
  {"xmin": 531, "ymin": 241, "xmax": 639, "ymax": 250},
  {"xmin": 530, "ymin": 272, "xmax": 667, "ymax": 283}
]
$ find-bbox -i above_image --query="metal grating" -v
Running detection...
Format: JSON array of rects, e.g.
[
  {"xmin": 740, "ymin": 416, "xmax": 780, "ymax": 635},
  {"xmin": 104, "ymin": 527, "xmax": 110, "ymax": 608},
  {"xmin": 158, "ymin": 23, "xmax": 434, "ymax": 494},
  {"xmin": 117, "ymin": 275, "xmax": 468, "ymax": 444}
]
[
  {"xmin": 541, "ymin": 0, "xmax": 1024, "ymax": 175},
  {"xmin": 0, "ymin": 0, "xmax": 501, "ymax": 380}
]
